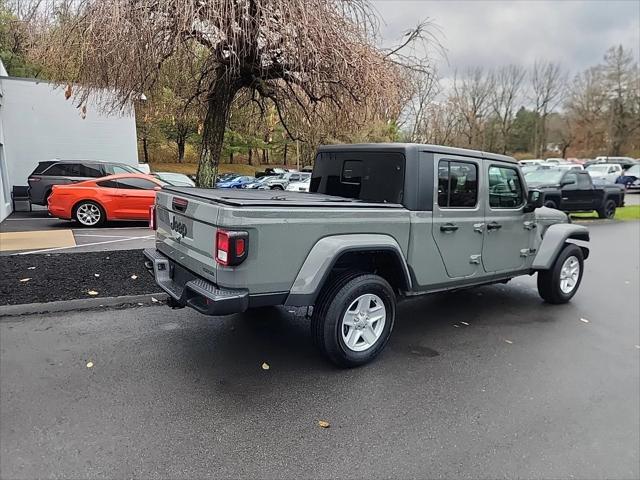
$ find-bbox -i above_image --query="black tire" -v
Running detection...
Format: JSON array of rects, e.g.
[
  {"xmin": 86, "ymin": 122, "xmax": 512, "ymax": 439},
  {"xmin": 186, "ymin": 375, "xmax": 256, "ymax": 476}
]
[
  {"xmin": 537, "ymin": 244, "xmax": 584, "ymax": 304},
  {"xmin": 271, "ymin": 185, "xmax": 284, "ymax": 190},
  {"xmin": 596, "ymin": 199, "xmax": 616, "ymax": 219},
  {"xmin": 73, "ymin": 200, "xmax": 106, "ymax": 227},
  {"xmin": 544, "ymin": 199, "xmax": 558, "ymax": 209},
  {"xmin": 311, "ymin": 272, "xmax": 396, "ymax": 367}
]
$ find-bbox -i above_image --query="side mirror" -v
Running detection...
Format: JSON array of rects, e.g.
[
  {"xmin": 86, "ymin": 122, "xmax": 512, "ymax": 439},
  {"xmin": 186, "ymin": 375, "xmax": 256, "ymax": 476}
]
[{"xmin": 523, "ymin": 189, "xmax": 543, "ymax": 213}]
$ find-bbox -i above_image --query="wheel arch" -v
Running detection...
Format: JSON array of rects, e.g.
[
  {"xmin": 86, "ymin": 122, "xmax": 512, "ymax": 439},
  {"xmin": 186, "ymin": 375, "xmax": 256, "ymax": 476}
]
[
  {"xmin": 284, "ymin": 234, "xmax": 411, "ymax": 306},
  {"xmin": 532, "ymin": 223, "xmax": 590, "ymax": 270}
]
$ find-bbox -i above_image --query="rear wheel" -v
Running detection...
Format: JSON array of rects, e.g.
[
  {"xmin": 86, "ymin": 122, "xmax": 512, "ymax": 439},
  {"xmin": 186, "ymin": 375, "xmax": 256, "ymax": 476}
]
[
  {"xmin": 537, "ymin": 244, "xmax": 584, "ymax": 304},
  {"xmin": 597, "ymin": 199, "xmax": 616, "ymax": 219},
  {"xmin": 311, "ymin": 272, "xmax": 396, "ymax": 367},
  {"xmin": 74, "ymin": 201, "xmax": 105, "ymax": 227},
  {"xmin": 544, "ymin": 199, "xmax": 558, "ymax": 209}
]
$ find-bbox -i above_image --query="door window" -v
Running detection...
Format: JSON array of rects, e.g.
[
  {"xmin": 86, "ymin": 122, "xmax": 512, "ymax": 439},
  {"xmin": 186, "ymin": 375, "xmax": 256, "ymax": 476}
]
[
  {"xmin": 563, "ymin": 172, "xmax": 578, "ymax": 189},
  {"xmin": 438, "ymin": 160, "xmax": 478, "ymax": 208},
  {"xmin": 116, "ymin": 178, "xmax": 158, "ymax": 190},
  {"xmin": 576, "ymin": 173, "xmax": 591, "ymax": 188},
  {"xmin": 77, "ymin": 164, "xmax": 104, "ymax": 177},
  {"xmin": 488, "ymin": 165, "xmax": 524, "ymax": 208},
  {"xmin": 97, "ymin": 180, "xmax": 119, "ymax": 188}
]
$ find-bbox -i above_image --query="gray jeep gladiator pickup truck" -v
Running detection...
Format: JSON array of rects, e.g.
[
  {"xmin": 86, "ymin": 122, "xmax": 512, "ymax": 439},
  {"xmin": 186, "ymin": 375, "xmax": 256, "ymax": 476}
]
[{"xmin": 144, "ymin": 144, "xmax": 589, "ymax": 367}]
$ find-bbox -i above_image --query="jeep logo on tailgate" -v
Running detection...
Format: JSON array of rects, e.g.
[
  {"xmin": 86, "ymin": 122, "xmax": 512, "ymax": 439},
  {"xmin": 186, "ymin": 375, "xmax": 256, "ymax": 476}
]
[{"xmin": 170, "ymin": 217, "xmax": 188, "ymax": 238}]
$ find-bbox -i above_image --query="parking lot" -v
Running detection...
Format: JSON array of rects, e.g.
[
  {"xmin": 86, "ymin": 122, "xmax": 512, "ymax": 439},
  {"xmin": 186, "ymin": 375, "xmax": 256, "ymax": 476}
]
[
  {"xmin": 2, "ymin": 220, "xmax": 638, "ymax": 479},
  {"xmin": 0, "ymin": 210, "xmax": 153, "ymax": 255}
]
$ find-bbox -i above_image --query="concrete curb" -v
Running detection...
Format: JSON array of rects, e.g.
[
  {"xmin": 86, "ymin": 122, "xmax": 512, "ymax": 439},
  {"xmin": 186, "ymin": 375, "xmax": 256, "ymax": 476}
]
[{"xmin": 0, "ymin": 293, "xmax": 168, "ymax": 319}]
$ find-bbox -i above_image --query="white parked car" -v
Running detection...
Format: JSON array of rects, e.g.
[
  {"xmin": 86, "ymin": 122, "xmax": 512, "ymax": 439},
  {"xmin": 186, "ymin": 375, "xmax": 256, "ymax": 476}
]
[
  {"xmin": 586, "ymin": 163, "xmax": 623, "ymax": 183},
  {"xmin": 285, "ymin": 177, "xmax": 311, "ymax": 192}
]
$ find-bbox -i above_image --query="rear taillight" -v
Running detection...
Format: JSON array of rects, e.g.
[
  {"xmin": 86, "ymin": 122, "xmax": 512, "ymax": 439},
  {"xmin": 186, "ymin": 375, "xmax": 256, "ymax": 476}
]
[
  {"xmin": 149, "ymin": 205, "xmax": 157, "ymax": 230},
  {"xmin": 215, "ymin": 230, "xmax": 249, "ymax": 266}
]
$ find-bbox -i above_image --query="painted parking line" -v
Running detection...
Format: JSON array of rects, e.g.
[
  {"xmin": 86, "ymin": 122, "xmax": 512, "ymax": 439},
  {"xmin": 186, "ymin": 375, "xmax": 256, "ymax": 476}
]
[
  {"xmin": 73, "ymin": 233, "xmax": 141, "ymax": 239},
  {"xmin": 14, "ymin": 235, "xmax": 154, "ymax": 255}
]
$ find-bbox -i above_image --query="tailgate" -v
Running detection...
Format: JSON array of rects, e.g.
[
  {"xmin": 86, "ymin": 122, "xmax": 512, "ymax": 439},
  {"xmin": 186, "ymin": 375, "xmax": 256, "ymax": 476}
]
[{"xmin": 155, "ymin": 190, "xmax": 220, "ymax": 284}]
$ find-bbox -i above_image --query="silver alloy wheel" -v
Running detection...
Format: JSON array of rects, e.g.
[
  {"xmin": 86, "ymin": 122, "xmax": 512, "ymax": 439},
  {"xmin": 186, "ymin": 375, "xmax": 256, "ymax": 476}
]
[
  {"xmin": 76, "ymin": 203, "xmax": 101, "ymax": 226},
  {"xmin": 559, "ymin": 255, "xmax": 580, "ymax": 294},
  {"xmin": 341, "ymin": 293, "xmax": 386, "ymax": 352}
]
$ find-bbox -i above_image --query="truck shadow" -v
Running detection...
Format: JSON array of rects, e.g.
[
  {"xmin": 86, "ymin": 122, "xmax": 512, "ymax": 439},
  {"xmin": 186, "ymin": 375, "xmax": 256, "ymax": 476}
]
[{"xmin": 171, "ymin": 280, "xmax": 571, "ymax": 400}]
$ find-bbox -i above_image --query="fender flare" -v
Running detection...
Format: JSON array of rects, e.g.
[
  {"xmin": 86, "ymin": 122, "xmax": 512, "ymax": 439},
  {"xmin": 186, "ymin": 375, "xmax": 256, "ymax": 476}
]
[
  {"xmin": 284, "ymin": 234, "xmax": 411, "ymax": 306},
  {"xmin": 532, "ymin": 223, "xmax": 590, "ymax": 270}
]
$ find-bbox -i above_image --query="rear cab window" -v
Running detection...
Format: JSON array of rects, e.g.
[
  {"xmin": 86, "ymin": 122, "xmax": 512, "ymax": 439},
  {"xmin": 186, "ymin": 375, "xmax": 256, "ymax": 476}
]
[{"xmin": 311, "ymin": 152, "xmax": 405, "ymax": 203}]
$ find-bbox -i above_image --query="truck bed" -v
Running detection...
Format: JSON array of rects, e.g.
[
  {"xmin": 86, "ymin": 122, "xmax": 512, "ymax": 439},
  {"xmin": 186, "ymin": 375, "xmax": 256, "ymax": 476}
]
[{"xmin": 163, "ymin": 187, "xmax": 404, "ymax": 209}]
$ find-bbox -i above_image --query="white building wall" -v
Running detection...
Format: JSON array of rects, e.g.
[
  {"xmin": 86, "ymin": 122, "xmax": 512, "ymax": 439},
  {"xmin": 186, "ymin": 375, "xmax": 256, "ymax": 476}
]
[{"xmin": 0, "ymin": 73, "xmax": 138, "ymax": 222}]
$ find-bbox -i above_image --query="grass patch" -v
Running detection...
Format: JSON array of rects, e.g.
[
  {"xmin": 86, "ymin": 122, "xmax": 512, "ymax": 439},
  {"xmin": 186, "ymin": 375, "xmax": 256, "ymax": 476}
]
[
  {"xmin": 571, "ymin": 204, "xmax": 640, "ymax": 221},
  {"xmin": 149, "ymin": 163, "xmax": 287, "ymax": 176}
]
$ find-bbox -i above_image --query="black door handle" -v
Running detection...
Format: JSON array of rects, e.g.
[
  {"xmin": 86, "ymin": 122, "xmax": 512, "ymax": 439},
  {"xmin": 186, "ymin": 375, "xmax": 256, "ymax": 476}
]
[
  {"xmin": 440, "ymin": 223, "xmax": 459, "ymax": 232},
  {"xmin": 487, "ymin": 222, "xmax": 502, "ymax": 231}
]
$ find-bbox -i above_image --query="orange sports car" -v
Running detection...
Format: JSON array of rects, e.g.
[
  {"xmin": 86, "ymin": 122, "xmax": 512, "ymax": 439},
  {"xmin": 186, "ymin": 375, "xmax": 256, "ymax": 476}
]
[{"xmin": 47, "ymin": 173, "xmax": 166, "ymax": 227}]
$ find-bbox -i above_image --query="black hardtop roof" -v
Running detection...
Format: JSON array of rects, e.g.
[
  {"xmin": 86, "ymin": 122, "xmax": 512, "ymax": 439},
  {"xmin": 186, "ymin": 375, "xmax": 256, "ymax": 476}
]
[{"xmin": 317, "ymin": 143, "xmax": 517, "ymax": 164}]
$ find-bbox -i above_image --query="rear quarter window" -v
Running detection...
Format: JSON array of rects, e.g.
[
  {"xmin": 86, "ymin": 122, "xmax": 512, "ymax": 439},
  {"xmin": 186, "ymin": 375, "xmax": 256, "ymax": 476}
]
[{"xmin": 311, "ymin": 152, "xmax": 405, "ymax": 203}]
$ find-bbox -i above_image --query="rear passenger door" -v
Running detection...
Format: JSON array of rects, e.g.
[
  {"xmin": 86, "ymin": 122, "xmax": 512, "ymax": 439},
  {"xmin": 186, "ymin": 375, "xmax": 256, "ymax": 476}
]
[
  {"xmin": 432, "ymin": 156, "xmax": 485, "ymax": 278},
  {"xmin": 482, "ymin": 162, "xmax": 531, "ymax": 273}
]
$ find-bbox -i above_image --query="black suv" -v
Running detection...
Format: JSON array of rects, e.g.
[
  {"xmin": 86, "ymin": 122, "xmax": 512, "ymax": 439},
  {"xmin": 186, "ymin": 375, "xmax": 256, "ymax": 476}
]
[{"xmin": 28, "ymin": 160, "xmax": 142, "ymax": 205}]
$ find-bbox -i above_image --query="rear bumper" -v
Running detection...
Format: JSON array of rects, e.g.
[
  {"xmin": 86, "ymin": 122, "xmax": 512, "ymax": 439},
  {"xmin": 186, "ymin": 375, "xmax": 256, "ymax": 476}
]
[{"xmin": 143, "ymin": 248, "xmax": 249, "ymax": 316}]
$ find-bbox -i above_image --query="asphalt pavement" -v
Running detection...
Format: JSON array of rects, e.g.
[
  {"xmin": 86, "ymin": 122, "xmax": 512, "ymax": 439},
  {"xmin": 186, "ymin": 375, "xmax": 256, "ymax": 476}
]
[
  {"xmin": 1, "ymin": 210, "xmax": 153, "ymax": 254},
  {"xmin": 1, "ymin": 221, "xmax": 639, "ymax": 479}
]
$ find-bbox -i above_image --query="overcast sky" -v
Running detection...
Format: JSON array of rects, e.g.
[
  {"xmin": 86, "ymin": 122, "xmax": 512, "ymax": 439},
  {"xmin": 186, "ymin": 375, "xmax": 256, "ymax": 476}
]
[{"xmin": 373, "ymin": 0, "xmax": 639, "ymax": 79}]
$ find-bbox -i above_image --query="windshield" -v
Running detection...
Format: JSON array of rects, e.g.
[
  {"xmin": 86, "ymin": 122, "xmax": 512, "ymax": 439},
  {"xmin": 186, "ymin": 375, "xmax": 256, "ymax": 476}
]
[{"xmin": 525, "ymin": 169, "xmax": 565, "ymax": 184}]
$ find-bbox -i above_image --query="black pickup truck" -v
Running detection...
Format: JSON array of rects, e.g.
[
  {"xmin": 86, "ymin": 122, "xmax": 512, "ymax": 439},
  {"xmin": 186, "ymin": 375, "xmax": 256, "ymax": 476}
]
[{"xmin": 525, "ymin": 169, "xmax": 625, "ymax": 218}]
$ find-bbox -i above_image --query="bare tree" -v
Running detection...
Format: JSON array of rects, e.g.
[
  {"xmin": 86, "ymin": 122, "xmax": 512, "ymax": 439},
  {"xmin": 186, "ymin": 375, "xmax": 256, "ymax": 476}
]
[
  {"xmin": 603, "ymin": 45, "xmax": 639, "ymax": 155},
  {"xmin": 531, "ymin": 60, "xmax": 566, "ymax": 157},
  {"xmin": 452, "ymin": 67, "xmax": 493, "ymax": 149},
  {"xmin": 28, "ymin": 0, "xmax": 411, "ymax": 186},
  {"xmin": 490, "ymin": 64, "xmax": 526, "ymax": 154},
  {"xmin": 405, "ymin": 70, "xmax": 440, "ymax": 142},
  {"xmin": 565, "ymin": 66, "xmax": 608, "ymax": 154}
]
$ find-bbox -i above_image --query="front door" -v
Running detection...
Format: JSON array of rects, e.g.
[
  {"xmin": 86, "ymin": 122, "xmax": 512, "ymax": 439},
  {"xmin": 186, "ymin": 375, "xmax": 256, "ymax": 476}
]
[
  {"xmin": 482, "ymin": 162, "xmax": 532, "ymax": 273},
  {"xmin": 432, "ymin": 156, "xmax": 485, "ymax": 278}
]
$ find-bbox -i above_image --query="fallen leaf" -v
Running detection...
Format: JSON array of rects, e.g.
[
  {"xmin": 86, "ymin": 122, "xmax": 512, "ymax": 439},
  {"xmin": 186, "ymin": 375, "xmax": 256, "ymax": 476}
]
[
  {"xmin": 151, "ymin": 297, "xmax": 158, "ymax": 303},
  {"xmin": 460, "ymin": 321, "xmax": 470, "ymax": 326},
  {"xmin": 318, "ymin": 420, "xmax": 330, "ymax": 428},
  {"xmin": 27, "ymin": 266, "xmax": 36, "ymax": 270},
  {"xmin": 261, "ymin": 362, "xmax": 270, "ymax": 370},
  {"xmin": 19, "ymin": 278, "xmax": 31, "ymax": 282},
  {"xmin": 504, "ymin": 339, "xmax": 513, "ymax": 344},
  {"xmin": 64, "ymin": 84, "xmax": 72, "ymax": 99},
  {"xmin": 87, "ymin": 290, "xmax": 99, "ymax": 296},
  {"xmin": 580, "ymin": 318, "xmax": 590, "ymax": 323},
  {"xmin": 86, "ymin": 361, "xmax": 94, "ymax": 368},
  {"xmin": 131, "ymin": 274, "xmax": 138, "ymax": 280}
]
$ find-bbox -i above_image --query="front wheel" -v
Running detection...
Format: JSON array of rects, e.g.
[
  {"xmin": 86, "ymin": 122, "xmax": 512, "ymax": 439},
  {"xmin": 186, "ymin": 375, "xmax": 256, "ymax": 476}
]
[
  {"xmin": 537, "ymin": 244, "xmax": 584, "ymax": 304},
  {"xmin": 544, "ymin": 199, "xmax": 558, "ymax": 209},
  {"xmin": 596, "ymin": 199, "xmax": 616, "ymax": 219},
  {"xmin": 311, "ymin": 273, "xmax": 396, "ymax": 367}
]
